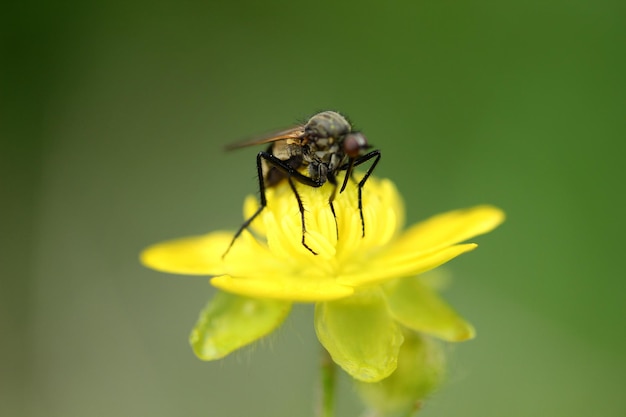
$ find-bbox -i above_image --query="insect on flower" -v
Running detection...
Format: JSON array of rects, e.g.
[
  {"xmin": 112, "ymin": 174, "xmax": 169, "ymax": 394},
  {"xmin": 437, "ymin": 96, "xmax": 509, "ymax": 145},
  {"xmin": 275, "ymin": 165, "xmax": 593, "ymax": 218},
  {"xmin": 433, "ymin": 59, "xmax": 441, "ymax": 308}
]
[{"xmin": 224, "ymin": 110, "xmax": 381, "ymax": 256}]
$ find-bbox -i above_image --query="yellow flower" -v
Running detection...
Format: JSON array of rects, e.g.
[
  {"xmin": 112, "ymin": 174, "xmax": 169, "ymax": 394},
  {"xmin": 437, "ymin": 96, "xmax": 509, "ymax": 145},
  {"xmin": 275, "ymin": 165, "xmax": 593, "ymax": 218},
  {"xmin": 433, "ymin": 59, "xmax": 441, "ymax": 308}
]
[{"xmin": 141, "ymin": 176, "xmax": 504, "ymax": 382}]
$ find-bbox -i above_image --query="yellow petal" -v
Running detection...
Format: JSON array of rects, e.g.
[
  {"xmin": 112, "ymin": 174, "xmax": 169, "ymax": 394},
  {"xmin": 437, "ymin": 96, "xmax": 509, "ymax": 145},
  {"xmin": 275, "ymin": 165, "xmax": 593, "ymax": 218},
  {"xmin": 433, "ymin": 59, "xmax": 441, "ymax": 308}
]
[
  {"xmin": 338, "ymin": 243, "xmax": 477, "ymax": 287},
  {"xmin": 140, "ymin": 232, "xmax": 232, "ymax": 275},
  {"xmin": 211, "ymin": 275, "xmax": 354, "ymax": 302},
  {"xmin": 392, "ymin": 205, "xmax": 505, "ymax": 255}
]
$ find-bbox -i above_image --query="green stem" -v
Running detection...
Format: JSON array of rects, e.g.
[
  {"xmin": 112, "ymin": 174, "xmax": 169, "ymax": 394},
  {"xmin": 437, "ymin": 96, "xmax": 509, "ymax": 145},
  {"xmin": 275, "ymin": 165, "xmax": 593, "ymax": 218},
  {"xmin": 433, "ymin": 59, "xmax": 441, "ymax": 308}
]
[{"xmin": 318, "ymin": 348, "xmax": 336, "ymax": 417}]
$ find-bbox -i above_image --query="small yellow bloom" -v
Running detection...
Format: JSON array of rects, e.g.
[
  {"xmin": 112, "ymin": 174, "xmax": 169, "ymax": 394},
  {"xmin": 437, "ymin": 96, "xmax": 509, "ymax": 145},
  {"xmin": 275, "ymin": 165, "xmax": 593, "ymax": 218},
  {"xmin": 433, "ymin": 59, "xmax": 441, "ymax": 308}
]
[{"xmin": 141, "ymin": 177, "xmax": 504, "ymax": 382}]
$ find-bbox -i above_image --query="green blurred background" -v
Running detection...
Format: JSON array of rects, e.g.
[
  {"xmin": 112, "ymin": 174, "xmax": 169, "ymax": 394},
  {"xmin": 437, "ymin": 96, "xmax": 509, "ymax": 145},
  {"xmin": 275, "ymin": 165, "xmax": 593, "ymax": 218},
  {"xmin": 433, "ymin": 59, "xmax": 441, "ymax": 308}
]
[{"xmin": 2, "ymin": 0, "xmax": 624, "ymax": 416}]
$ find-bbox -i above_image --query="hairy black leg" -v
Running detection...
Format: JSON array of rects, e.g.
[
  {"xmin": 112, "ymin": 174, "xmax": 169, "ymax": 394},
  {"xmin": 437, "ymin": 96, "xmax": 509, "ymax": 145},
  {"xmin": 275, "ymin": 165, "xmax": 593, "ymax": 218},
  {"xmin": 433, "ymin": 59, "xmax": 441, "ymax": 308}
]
[
  {"xmin": 287, "ymin": 178, "xmax": 318, "ymax": 255},
  {"xmin": 339, "ymin": 158, "xmax": 355, "ymax": 193},
  {"xmin": 224, "ymin": 151, "xmax": 323, "ymax": 257},
  {"xmin": 326, "ymin": 176, "xmax": 339, "ymax": 240},
  {"xmin": 223, "ymin": 152, "xmax": 269, "ymax": 257},
  {"xmin": 337, "ymin": 150, "xmax": 381, "ymax": 237}
]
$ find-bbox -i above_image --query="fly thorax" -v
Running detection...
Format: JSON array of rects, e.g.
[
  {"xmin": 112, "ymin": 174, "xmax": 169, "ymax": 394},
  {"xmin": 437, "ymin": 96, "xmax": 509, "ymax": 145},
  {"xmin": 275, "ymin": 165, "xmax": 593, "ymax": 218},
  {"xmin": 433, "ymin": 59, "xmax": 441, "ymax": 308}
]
[
  {"xmin": 311, "ymin": 137, "xmax": 333, "ymax": 152},
  {"xmin": 310, "ymin": 140, "xmax": 340, "ymax": 156},
  {"xmin": 305, "ymin": 111, "xmax": 352, "ymax": 139}
]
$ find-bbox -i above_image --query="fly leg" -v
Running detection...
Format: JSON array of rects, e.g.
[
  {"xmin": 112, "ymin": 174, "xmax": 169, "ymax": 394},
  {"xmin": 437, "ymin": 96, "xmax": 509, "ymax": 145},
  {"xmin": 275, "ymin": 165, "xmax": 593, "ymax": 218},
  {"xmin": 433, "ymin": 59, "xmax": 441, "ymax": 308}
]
[
  {"xmin": 326, "ymin": 176, "xmax": 339, "ymax": 240},
  {"xmin": 223, "ymin": 151, "xmax": 322, "ymax": 257},
  {"xmin": 337, "ymin": 150, "xmax": 381, "ymax": 237},
  {"xmin": 223, "ymin": 151, "xmax": 269, "ymax": 258},
  {"xmin": 287, "ymin": 177, "xmax": 318, "ymax": 255}
]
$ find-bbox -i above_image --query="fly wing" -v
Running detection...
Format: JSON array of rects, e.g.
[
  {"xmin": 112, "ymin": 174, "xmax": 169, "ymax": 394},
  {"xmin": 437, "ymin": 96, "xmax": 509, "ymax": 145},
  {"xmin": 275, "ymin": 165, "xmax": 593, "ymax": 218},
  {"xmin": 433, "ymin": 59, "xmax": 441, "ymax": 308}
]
[{"xmin": 224, "ymin": 125, "xmax": 305, "ymax": 151}]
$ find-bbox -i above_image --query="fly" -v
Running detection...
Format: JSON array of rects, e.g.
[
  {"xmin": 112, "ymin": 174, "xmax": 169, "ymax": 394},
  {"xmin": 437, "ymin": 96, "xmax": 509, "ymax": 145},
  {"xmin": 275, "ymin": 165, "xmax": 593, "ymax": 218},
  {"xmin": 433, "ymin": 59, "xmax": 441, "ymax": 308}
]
[{"xmin": 223, "ymin": 110, "xmax": 381, "ymax": 256}]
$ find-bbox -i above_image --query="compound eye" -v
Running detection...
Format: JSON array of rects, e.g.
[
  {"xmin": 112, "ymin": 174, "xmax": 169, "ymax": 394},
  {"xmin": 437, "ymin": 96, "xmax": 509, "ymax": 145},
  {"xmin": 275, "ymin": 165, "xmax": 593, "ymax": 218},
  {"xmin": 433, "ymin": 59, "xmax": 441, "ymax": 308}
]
[{"xmin": 343, "ymin": 133, "xmax": 368, "ymax": 158}]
